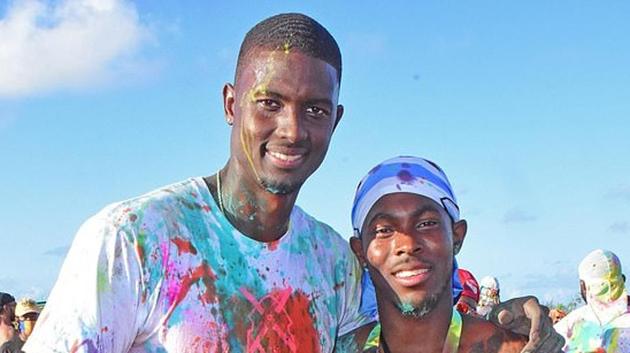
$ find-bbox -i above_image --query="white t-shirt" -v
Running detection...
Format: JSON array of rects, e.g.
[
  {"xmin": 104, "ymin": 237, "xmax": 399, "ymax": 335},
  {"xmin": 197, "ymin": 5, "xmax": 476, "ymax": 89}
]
[
  {"xmin": 554, "ymin": 295, "xmax": 630, "ymax": 352},
  {"xmin": 25, "ymin": 178, "xmax": 372, "ymax": 353}
]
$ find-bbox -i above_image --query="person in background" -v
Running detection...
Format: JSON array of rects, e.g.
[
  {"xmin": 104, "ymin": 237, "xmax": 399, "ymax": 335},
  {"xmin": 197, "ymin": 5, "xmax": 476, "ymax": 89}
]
[
  {"xmin": 14, "ymin": 299, "xmax": 40, "ymax": 343},
  {"xmin": 0, "ymin": 292, "xmax": 23, "ymax": 353},
  {"xmin": 456, "ymin": 269, "xmax": 480, "ymax": 317},
  {"xmin": 554, "ymin": 249, "xmax": 630, "ymax": 352},
  {"xmin": 478, "ymin": 276, "xmax": 501, "ymax": 317},
  {"xmin": 549, "ymin": 308, "xmax": 567, "ymax": 325}
]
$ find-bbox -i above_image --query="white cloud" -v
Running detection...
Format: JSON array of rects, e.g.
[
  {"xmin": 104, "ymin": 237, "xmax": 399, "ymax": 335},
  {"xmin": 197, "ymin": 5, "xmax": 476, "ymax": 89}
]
[{"xmin": 0, "ymin": 0, "xmax": 152, "ymax": 97}]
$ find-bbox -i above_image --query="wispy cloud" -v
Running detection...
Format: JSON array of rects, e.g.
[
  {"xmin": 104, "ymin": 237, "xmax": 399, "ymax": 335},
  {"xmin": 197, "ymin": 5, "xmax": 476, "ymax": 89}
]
[
  {"xmin": 502, "ymin": 208, "xmax": 537, "ymax": 224},
  {"xmin": 605, "ymin": 185, "xmax": 630, "ymax": 203},
  {"xmin": 609, "ymin": 221, "xmax": 629, "ymax": 234},
  {"xmin": 43, "ymin": 245, "xmax": 70, "ymax": 257},
  {"xmin": 0, "ymin": 0, "xmax": 154, "ymax": 97}
]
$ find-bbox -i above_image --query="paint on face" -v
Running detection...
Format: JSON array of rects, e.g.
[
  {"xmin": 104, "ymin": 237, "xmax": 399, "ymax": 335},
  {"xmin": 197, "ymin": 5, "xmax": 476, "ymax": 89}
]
[
  {"xmin": 360, "ymin": 193, "xmax": 455, "ymax": 317},
  {"xmin": 231, "ymin": 49, "xmax": 340, "ymax": 196}
]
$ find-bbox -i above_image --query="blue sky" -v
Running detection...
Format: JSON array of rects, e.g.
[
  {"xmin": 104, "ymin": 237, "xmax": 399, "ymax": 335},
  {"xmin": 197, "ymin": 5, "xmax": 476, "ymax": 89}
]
[{"xmin": 1, "ymin": 0, "xmax": 629, "ymax": 305}]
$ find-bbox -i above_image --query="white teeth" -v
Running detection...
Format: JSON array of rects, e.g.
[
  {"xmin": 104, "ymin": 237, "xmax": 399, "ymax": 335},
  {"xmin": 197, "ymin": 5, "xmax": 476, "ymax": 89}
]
[
  {"xmin": 395, "ymin": 269, "xmax": 429, "ymax": 278},
  {"xmin": 268, "ymin": 151, "xmax": 302, "ymax": 161}
]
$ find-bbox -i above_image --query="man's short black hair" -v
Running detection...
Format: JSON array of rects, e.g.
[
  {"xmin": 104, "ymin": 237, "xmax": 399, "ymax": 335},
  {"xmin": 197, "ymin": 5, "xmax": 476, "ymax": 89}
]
[{"xmin": 236, "ymin": 13, "xmax": 342, "ymax": 83}]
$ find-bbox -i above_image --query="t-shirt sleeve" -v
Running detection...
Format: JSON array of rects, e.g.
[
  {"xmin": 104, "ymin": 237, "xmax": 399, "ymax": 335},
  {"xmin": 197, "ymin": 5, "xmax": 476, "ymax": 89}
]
[
  {"xmin": 24, "ymin": 211, "xmax": 145, "ymax": 353},
  {"xmin": 337, "ymin": 249, "xmax": 377, "ymax": 337}
]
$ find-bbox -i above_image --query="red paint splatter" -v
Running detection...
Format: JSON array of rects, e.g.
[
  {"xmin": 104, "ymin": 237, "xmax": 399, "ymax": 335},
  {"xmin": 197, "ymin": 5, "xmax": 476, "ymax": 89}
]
[
  {"xmin": 333, "ymin": 281, "xmax": 345, "ymax": 290},
  {"xmin": 240, "ymin": 287, "xmax": 321, "ymax": 353},
  {"xmin": 129, "ymin": 213, "xmax": 138, "ymax": 222},
  {"xmin": 100, "ymin": 326, "xmax": 108, "ymax": 333},
  {"xmin": 171, "ymin": 237, "xmax": 198, "ymax": 256},
  {"xmin": 266, "ymin": 240, "xmax": 279, "ymax": 251},
  {"xmin": 164, "ymin": 261, "xmax": 218, "ymax": 323},
  {"xmin": 202, "ymin": 204, "xmax": 211, "ymax": 212}
]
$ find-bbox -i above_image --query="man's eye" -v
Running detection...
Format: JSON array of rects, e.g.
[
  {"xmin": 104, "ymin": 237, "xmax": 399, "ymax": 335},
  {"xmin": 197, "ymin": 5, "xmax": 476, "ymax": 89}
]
[
  {"xmin": 306, "ymin": 106, "xmax": 330, "ymax": 119},
  {"xmin": 373, "ymin": 226, "xmax": 394, "ymax": 237},
  {"xmin": 416, "ymin": 220, "xmax": 439, "ymax": 229},
  {"xmin": 258, "ymin": 99, "xmax": 281, "ymax": 110}
]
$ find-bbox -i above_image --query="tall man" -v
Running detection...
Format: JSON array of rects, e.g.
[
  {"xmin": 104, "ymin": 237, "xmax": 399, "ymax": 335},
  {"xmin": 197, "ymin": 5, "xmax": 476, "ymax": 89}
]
[
  {"xmin": 26, "ymin": 13, "xmax": 559, "ymax": 353},
  {"xmin": 350, "ymin": 156, "xmax": 560, "ymax": 353}
]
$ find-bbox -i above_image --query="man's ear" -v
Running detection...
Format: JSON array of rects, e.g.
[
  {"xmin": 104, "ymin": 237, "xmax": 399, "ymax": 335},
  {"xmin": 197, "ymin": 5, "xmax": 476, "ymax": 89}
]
[
  {"xmin": 333, "ymin": 104, "xmax": 344, "ymax": 132},
  {"xmin": 223, "ymin": 83, "xmax": 236, "ymax": 126},
  {"xmin": 452, "ymin": 219, "xmax": 468, "ymax": 255},
  {"xmin": 350, "ymin": 236, "xmax": 367, "ymax": 268}
]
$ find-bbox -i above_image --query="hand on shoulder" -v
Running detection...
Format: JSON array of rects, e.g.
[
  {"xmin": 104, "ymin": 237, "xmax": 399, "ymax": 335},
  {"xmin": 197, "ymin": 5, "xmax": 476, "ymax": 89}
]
[{"xmin": 459, "ymin": 314, "xmax": 528, "ymax": 353}]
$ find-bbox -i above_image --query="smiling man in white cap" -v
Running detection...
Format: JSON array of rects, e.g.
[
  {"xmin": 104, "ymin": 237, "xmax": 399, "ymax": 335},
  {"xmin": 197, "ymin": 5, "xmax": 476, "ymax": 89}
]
[{"xmin": 555, "ymin": 249, "xmax": 630, "ymax": 352}]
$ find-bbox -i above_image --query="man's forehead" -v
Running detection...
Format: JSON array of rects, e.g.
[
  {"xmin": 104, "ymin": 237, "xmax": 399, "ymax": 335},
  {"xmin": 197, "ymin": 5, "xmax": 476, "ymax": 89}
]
[{"xmin": 239, "ymin": 49, "xmax": 338, "ymax": 80}]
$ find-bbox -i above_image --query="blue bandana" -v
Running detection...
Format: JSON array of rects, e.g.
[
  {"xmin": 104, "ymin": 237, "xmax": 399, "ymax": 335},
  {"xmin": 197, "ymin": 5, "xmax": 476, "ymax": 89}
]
[{"xmin": 351, "ymin": 156, "xmax": 459, "ymax": 235}]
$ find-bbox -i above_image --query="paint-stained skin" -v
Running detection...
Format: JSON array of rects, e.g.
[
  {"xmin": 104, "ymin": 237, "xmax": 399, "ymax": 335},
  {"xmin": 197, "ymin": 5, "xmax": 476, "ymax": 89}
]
[
  {"xmin": 25, "ymin": 177, "xmax": 370, "ymax": 353},
  {"xmin": 469, "ymin": 331, "xmax": 509, "ymax": 353}
]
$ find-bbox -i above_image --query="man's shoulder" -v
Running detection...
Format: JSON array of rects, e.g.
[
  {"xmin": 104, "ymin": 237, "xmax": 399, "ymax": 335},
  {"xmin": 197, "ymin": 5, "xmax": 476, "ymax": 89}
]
[
  {"xmin": 95, "ymin": 177, "xmax": 206, "ymax": 224},
  {"xmin": 460, "ymin": 314, "xmax": 527, "ymax": 353},
  {"xmin": 76, "ymin": 177, "xmax": 210, "ymax": 245}
]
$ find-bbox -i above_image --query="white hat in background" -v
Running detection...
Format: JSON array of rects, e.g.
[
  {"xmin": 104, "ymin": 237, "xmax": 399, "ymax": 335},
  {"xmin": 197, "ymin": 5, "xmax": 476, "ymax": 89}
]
[{"xmin": 578, "ymin": 249, "xmax": 625, "ymax": 303}]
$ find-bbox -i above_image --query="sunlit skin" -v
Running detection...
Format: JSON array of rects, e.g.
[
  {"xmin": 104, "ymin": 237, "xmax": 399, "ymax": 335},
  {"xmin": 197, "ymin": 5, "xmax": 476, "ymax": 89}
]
[
  {"xmin": 351, "ymin": 193, "xmax": 527, "ymax": 353},
  {"xmin": 209, "ymin": 48, "xmax": 343, "ymax": 242}
]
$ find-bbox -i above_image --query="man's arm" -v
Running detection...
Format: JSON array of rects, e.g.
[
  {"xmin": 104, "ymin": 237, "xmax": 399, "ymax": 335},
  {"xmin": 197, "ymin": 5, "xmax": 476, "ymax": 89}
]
[
  {"xmin": 24, "ymin": 212, "xmax": 142, "ymax": 353},
  {"xmin": 488, "ymin": 296, "xmax": 565, "ymax": 353}
]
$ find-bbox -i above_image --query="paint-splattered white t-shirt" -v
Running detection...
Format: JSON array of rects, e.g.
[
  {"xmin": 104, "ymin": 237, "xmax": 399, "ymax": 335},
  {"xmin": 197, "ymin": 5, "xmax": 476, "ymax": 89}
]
[
  {"xmin": 554, "ymin": 295, "xmax": 630, "ymax": 352},
  {"xmin": 24, "ymin": 178, "xmax": 372, "ymax": 353}
]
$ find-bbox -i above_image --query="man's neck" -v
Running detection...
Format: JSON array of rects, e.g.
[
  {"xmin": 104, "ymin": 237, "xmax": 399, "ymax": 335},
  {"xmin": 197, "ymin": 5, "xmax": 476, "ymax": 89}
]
[
  {"xmin": 378, "ymin": 296, "xmax": 454, "ymax": 353},
  {"xmin": 208, "ymin": 163, "xmax": 299, "ymax": 242}
]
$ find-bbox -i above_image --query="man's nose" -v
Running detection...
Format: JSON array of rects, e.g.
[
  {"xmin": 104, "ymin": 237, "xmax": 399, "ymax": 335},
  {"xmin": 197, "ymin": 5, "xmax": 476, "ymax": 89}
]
[
  {"xmin": 394, "ymin": 232, "xmax": 423, "ymax": 256},
  {"xmin": 277, "ymin": 106, "xmax": 307, "ymax": 143}
]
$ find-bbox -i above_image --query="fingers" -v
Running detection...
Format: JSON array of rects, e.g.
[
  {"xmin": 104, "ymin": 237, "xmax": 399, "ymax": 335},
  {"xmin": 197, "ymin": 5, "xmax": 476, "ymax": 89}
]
[
  {"xmin": 520, "ymin": 298, "xmax": 564, "ymax": 353},
  {"xmin": 521, "ymin": 330, "xmax": 565, "ymax": 353}
]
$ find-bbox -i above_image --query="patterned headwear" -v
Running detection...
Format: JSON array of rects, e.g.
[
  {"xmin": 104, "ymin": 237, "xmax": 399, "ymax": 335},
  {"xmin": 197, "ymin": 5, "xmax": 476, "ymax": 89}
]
[
  {"xmin": 351, "ymin": 156, "xmax": 459, "ymax": 236},
  {"xmin": 579, "ymin": 249, "xmax": 625, "ymax": 303}
]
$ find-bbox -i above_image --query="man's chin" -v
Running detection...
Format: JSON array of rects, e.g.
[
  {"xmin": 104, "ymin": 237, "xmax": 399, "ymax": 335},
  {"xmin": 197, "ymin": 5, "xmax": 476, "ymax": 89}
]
[
  {"xmin": 259, "ymin": 178, "xmax": 302, "ymax": 195},
  {"xmin": 395, "ymin": 279, "xmax": 450, "ymax": 319},
  {"xmin": 397, "ymin": 294, "xmax": 440, "ymax": 319}
]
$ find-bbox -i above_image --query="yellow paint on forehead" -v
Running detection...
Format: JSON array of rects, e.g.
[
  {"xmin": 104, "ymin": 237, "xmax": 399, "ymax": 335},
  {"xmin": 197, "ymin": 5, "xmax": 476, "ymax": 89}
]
[{"xmin": 238, "ymin": 50, "xmax": 286, "ymax": 183}]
